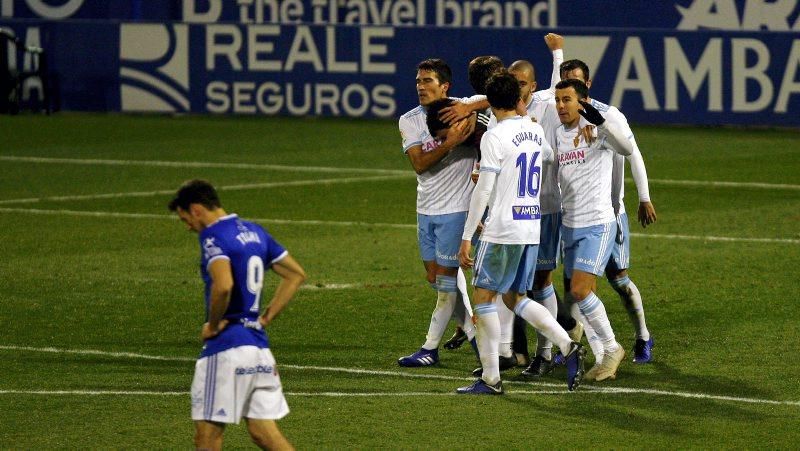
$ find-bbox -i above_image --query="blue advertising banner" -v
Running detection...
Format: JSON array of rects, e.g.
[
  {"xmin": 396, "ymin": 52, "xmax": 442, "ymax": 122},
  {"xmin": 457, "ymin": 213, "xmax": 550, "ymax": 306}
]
[
  {"xmin": 4, "ymin": 1, "xmax": 800, "ymax": 31},
  {"xmin": 2, "ymin": 20, "xmax": 799, "ymax": 125}
]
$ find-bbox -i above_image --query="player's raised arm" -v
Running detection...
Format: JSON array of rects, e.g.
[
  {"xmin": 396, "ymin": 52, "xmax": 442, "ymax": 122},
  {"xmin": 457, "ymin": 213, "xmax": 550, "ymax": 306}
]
[
  {"xmin": 579, "ymin": 100, "xmax": 633, "ymax": 156},
  {"xmin": 260, "ymin": 254, "xmax": 306, "ymax": 327},
  {"xmin": 544, "ymin": 33, "xmax": 564, "ymax": 92}
]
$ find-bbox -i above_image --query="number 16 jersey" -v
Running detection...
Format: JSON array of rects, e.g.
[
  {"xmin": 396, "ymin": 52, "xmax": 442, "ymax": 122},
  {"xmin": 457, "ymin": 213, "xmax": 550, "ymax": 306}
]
[{"xmin": 479, "ymin": 116, "xmax": 554, "ymax": 245}]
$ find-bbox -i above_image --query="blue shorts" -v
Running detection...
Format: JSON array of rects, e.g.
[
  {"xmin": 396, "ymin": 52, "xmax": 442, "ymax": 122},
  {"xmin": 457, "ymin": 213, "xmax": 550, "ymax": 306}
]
[
  {"xmin": 472, "ymin": 241, "xmax": 538, "ymax": 294},
  {"xmin": 417, "ymin": 211, "xmax": 467, "ymax": 268},
  {"xmin": 562, "ymin": 221, "xmax": 617, "ymax": 278},
  {"xmin": 536, "ymin": 212, "xmax": 562, "ymax": 271},
  {"xmin": 606, "ymin": 213, "xmax": 630, "ymax": 272}
]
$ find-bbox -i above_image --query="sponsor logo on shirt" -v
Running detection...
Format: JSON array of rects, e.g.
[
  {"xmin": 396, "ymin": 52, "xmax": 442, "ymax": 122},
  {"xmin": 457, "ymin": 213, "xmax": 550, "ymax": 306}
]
[
  {"xmin": 558, "ymin": 149, "xmax": 586, "ymax": 166},
  {"xmin": 235, "ymin": 364, "xmax": 274, "ymax": 376},
  {"xmin": 512, "ymin": 205, "xmax": 541, "ymax": 220}
]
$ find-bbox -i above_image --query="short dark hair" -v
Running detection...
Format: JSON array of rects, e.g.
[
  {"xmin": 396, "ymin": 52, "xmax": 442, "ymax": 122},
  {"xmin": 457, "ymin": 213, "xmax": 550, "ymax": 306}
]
[
  {"xmin": 555, "ymin": 78, "xmax": 590, "ymax": 99},
  {"xmin": 485, "ymin": 70, "xmax": 520, "ymax": 111},
  {"xmin": 425, "ymin": 98, "xmax": 455, "ymax": 136},
  {"xmin": 468, "ymin": 55, "xmax": 504, "ymax": 95},
  {"xmin": 168, "ymin": 179, "xmax": 221, "ymax": 212},
  {"xmin": 560, "ymin": 59, "xmax": 590, "ymax": 82},
  {"xmin": 417, "ymin": 58, "xmax": 452, "ymax": 86}
]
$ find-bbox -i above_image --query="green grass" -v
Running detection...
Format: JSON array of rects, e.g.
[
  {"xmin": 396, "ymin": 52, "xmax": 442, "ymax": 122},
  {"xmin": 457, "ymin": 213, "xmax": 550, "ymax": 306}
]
[{"xmin": 1, "ymin": 114, "xmax": 799, "ymax": 449}]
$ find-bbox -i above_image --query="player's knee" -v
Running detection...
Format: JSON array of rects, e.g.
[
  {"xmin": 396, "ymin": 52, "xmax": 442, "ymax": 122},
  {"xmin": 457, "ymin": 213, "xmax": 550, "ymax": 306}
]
[
  {"xmin": 569, "ymin": 285, "xmax": 592, "ymax": 302},
  {"xmin": 605, "ymin": 267, "xmax": 627, "ymax": 282}
]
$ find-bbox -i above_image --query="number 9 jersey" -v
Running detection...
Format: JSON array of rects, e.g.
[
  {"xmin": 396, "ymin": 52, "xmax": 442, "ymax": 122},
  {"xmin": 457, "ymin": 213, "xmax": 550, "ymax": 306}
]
[{"xmin": 198, "ymin": 214, "xmax": 288, "ymax": 358}]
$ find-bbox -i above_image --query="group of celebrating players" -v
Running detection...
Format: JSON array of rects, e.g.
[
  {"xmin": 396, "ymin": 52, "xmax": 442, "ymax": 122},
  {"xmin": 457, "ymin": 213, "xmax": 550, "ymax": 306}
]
[{"xmin": 397, "ymin": 34, "xmax": 657, "ymax": 394}]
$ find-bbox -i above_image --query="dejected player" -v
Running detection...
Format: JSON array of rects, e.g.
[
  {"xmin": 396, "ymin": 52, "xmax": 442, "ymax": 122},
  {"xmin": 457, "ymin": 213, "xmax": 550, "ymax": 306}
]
[{"xmin": 169, "ymin": 179, "xmax": 305, "ymax": 451}]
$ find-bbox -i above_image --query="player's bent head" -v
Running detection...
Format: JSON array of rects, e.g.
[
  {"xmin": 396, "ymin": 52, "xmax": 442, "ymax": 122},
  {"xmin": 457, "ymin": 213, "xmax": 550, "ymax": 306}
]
[
  {"xmin": 168, "ymin": 179, "xmax": 222, "ymax": 212},
  {"xmin": 425, "ymin": 98, "xmax": 456, "ymax": 138},
  {"xmin": 417, "ymin": 58, "xmax": 452, "ymax": 87},
  {"xmin": 485, "ymin": 70, "xmax": 520, "ymax": 111},
  {"xmin": 555, "ymin": 78, "xmax": 589, "ymax": 101},
  {"xmin": 468, "ymin": 55, "xmax": 504, "ymax": 95},
  {"xmin": 560, "ymin": 59, "xmax": 590, "ymax": 83}
]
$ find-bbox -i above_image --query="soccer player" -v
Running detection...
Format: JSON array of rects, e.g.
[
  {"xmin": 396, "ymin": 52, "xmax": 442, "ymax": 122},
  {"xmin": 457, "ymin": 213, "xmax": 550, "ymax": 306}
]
[
  {"xmin": 169, "ymin": 179, "xmax": 305, "ymax": 451},
  {"xmin": 456, "ymin": 71, "xmax": 585, "ymax": 394},
  {"xmin": 551, "ymin": 78, "xmax": 635, "ymax": 382},
  {"xmin": 560, "ymin": 59, "xmax": 657, "ymax": 365},
  {"xmin": 397, "ymin": 58, "xmax": 480, "ymax": 367},
  {"xmin": 504, "ymin": 58, "xmax": 582, "ymax": 377}
]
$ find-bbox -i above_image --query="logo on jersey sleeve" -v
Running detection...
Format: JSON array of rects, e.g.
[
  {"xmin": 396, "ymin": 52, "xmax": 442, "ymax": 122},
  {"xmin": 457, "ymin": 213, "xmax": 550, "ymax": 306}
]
[
  {"xmin": 203, "ymin": 237, "xmax": 223, "ymax": 260},
  {"xmin": 512, "ymin": 205, "xmax": 541, "ymax": 220}
]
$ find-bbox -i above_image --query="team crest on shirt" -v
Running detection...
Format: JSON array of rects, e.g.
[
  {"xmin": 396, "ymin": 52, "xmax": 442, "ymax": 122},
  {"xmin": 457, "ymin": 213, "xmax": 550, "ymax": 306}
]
[{"xmin": 203, "ymin": 237, "xmax": 223, "ymax": 259}]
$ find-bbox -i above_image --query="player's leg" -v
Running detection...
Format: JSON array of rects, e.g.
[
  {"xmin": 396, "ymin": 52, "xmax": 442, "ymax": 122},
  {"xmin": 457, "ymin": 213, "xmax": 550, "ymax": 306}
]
[
  {"xmin": 606, "ymin": 213, "xmax": 653, "ymax": 363},
  {"xmin": 505, "ymin": 244, "xmax": 584, "ymax": 390},
  {"xmin": 497, "ymin": 293, "xmax": 517, "ymax": 368},
  {"xmin": 565, "ymin": 275, "xmax": 604, "ymax": 365},
  {"xmin": 245, "ymin": 419, "xmax": 293, "ymax": 451},
  {"xmin": 398, "ymin": 214, "xmax": 451, "ymax": 366},
  {"xmin": 565, "ymin": 222, "xmax": 624, "ymax": 382},
  {"xmin": 194, "ymin": 421, "xmax": 225, "ymax": 450},
  {"xmin": 242, "ymin": 348, "xmax": 292, "ymax": 450},
  {"xmin": 457, "ymin": 242, "xmax": 511, "ymax": 394}
]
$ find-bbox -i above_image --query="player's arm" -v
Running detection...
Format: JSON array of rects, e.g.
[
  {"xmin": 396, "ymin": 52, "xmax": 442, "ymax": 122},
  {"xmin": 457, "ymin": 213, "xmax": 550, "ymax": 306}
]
[
  {"xmin": 439, "ymin": 95, "xmax": 490, "ymax": 124},
  {"xmin": 627, "ymin": 139, "xmax": 657, "ymax": 227},
  {"xmin": 406, "ymin": 118, "xmax": 473, "ymax": 174},
  {"xmin": 579, "ymin": 100, "xmax": 632, "ymax": 156},
  {"xmin": 259, "ymin": 254, "xmax": 306, "ymax": 327},
  {"xmin": 459, "ymin": 170, "xmax": 495, "ymax": 268},
  {"xmin": 544, "ymin": 33, "xmax": 564, "ymax": 91},
  {"xmin": 202, "ymin": 258, "xmax": 233, "ymax": 340}
]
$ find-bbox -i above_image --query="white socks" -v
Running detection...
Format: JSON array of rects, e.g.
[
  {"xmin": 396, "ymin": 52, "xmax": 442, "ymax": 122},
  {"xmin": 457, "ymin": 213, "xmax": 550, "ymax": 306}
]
[
  {"xmin": 531, "ymin": 285, "xmax": 558, "ymax": 360},
  {"xmin": 610, "ymin": 276, "xmax": 650, "ymax": 341},
  {"xmin": 497, "ymin": 295, "xmax": 515, "ymax": 358},
  {"xmin": 513, "ymin": 297, "xmax": 572, "ymax": 354},
  {"xmin": 575, "ymin": 292, "xmax": 620, "ymax": 354},
  {"xmin": 422, "ymin": 275, "xmax": 457, "ymax": 350},
  {"xmin": 475, "ymin": 303, "xmax": 501, "ymax": 384}
]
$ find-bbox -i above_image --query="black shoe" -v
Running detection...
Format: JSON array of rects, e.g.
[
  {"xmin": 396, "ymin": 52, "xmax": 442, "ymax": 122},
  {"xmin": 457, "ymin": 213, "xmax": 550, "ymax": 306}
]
[
  {"xmin": 472, "ymin": 355, "xmax": 517, "ymax": 377},
  {"xmin": 520, "ymin": 355, "xmax": 554, "ymax": 378},
  {"xmin": 444, "ymin": 328, "xmax": 468, "ymax": 350}
]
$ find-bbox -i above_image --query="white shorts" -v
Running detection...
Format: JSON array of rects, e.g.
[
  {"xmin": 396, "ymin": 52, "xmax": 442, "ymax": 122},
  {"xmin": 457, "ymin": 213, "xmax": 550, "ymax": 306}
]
[{"xmin": 191, "ymin": 346, "xmax": 289, "ymax": 424}]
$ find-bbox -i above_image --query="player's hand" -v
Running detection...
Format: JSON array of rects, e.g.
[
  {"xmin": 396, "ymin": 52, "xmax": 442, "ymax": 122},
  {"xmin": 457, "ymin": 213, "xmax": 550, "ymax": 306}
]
[
  {"xmin": 581, "ymin": 124, "xmax": 596, "ymax": 145},
  {"xmin": 458, "ymin": 240, "xmax": 474, "ymax": 269},
  {"xmin": 439, "ymin": 102, "xmax": 473, "ymax": 124},
  {"xmin": 544, "ymin": 33, "xmax": 564, "ymax": 51},
  {"xmin": 444, "ymin": 117, "xmax": 473, "ymax": 147},
  {"xmin": 476, "ymin": 221, "xmax": 484, "ymax": 235},
  {"xmin": 638, "ymin": 201, "xmax": 657, "ymax": 228},
  {"xmin": 578, "ymin": 100, "xmax": 605, "ymax": 126},
  {"xmin": 471, "ymin": 167, "xmax": 480, "ymax": 184},
  {"xmin": 201, "ymin": 319, "xmax": 229, "ymax": 340}
]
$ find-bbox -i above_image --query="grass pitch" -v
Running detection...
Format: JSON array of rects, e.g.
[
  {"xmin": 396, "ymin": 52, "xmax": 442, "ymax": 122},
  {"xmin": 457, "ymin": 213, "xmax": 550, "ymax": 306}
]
[{"xmin": 1, "ymin": 114, "xmax": 799, "ymax": 449}]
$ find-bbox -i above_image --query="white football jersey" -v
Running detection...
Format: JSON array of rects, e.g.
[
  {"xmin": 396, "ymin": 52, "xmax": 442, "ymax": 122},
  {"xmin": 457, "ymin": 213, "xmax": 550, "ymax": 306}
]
[
  {"xmin": 399, "ymin": 102, "xmax": 477, "ymax": 215},
  {"xmin": 589, "ymin": 99, "xmax": 651, "ymax": 215},
  {"xmin": 478, "ymin": 116, "xmax": 554, "ymax": 244},
  {"xmin": 554, "ymin": 114, "xmax": 628, "ymax": 228}
]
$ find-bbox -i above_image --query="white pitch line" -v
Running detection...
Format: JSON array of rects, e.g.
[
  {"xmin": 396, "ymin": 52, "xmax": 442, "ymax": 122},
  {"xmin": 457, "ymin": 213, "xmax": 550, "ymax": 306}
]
[
  {"xmin": 0, "ymin": 174, "xmax": 411, "ymax": 205},
  {"xmin": 0, "ymin": 155, "xmax": 409, "ymax": 176},
  {"xmin": 648, "ymin": 178, "xmax": 800, "ymax": 191},
  {"xmin": 3, "ymin": 155, "xmax": 798, "ymax": 191},
  {"xmin": 1, "ymin": 207, "xmax": 797, "ymax": 245},
  {"xmin": 1, "ymin": 345, "xmax": 799, "ymax": 407}
]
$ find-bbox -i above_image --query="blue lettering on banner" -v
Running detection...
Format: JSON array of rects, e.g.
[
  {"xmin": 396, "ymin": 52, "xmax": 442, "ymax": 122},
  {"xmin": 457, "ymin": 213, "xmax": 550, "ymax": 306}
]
[{"xmin": 512, "ymin": 205, "xmax": 540, "ymax": 220}]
